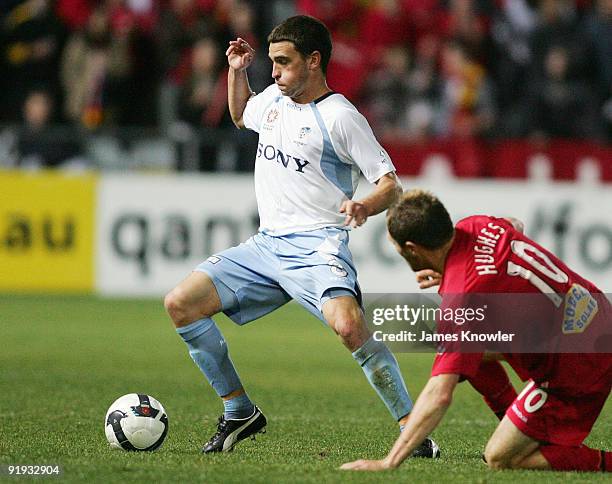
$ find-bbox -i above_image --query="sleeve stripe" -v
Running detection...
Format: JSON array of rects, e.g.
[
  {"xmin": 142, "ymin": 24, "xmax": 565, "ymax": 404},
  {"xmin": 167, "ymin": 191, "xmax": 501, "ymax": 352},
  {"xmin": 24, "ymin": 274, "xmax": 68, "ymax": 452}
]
[{"xmin": 310, "ymin": 102, "xmax": 354, "ymax": 199}]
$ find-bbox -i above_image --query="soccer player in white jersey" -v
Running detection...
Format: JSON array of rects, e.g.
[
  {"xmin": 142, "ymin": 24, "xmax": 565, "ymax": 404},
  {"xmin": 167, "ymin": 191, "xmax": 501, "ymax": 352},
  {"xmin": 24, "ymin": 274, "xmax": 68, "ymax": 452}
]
[{"xmin": 164, "ymin": 15, "xmax": 438, "ymax": 456}]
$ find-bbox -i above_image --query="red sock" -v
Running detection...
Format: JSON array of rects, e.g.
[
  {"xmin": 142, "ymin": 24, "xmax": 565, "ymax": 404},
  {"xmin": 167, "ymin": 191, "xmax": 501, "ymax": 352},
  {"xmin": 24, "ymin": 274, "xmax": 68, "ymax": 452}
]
[
  {"xmin": 540, "ymin": 444, "xmax": 611, "ymax": 472},
  {"xmin": 467, "ymin": 360, "xmax": 517, "ymax": 419}
]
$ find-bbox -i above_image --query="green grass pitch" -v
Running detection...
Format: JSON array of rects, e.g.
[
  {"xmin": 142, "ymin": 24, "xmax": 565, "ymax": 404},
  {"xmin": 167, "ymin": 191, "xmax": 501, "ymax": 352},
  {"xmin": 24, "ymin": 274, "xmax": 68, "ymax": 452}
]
[{"xmin": 1, "ymin": 295, "xmax": 609, "ymax": 483}]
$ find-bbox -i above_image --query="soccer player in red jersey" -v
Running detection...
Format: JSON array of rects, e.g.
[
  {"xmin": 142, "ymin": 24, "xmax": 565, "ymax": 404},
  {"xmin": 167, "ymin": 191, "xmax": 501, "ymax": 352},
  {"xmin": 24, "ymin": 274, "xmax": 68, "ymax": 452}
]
[{"xmin": 342, "ymin": 189, "xmax": 611, "ymax": 472}]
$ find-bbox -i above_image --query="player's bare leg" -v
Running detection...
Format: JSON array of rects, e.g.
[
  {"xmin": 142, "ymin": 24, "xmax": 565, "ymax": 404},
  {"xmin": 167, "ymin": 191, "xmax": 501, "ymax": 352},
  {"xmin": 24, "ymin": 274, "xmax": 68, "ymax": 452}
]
[
  {"xmin": 164, "ymin": 271, "xmax": 222, "ymax": 327},
  {"xmin": 486, "ymin": 416, "xmax": 612, "ymax": 471},
  {"xmin": 485, "ymin": 415, "xmax": 611, "ymax": 471},
  {"xmin": 165, "ymin": 271, "xmax": 265, "ymax": 452},
  {"xmin": 484, "ymin": 416, "xmax": 550, "ymax": 470},
  {"xmin": 323, "ymin": 296, "xmax": 439, "ymax": 458},
  {"xmin": 322, "ymin": 295, "xmax": 369, "ymax": 351}
]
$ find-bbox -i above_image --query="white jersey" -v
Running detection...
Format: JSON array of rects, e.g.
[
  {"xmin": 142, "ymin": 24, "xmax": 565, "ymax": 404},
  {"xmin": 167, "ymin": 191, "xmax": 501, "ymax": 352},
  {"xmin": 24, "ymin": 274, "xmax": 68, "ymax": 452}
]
[{"xmin": 243, "ymin": 84, "xmax": 395, "ymax": 235}]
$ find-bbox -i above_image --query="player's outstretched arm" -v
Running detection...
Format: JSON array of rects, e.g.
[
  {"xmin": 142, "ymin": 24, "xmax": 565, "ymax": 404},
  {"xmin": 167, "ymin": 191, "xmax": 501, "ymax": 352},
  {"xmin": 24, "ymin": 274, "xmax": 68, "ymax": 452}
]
[
  {"xmin": 340, "ymin": 173, "xmax": 402, "ymax": 228},
  {"xmin": 340, "ymin": 373, "xmax": 459, "ymax": 471},
  {"xmin": 227, "ymin": 37, "xmax": 255, "ymax": 129}
]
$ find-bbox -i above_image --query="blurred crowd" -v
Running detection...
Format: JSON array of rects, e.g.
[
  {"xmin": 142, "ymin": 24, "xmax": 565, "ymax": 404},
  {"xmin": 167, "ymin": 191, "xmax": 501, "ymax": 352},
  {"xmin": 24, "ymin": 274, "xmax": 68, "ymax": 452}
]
[
  {"xmin": 0, "ymin": 0, "xmax": 610, "ymax": 171},
  {"xmin": 304, "ymin": 0, "xmax": 612, "ymax": 142}
]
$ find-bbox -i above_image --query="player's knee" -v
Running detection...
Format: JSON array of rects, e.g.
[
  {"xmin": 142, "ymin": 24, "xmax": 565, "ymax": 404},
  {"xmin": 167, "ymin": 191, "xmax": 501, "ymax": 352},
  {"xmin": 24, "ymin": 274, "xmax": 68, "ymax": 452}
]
[
  {"xmin": 324, "ymin": 298, "xmax": 368, "ymax": 348},
  {"xmin": 332, "ymin": 318, "xmax": 357, "ymax": 340},
  {"xmin": 332, "ymin": 315, "xmax": 367, "ymax": 349},
  {"xmin": 483, "ymin": 447, "xmax": 513, "ymax": 470},
  {"xmin": 164, "ymin": 289, "xmax": 191, "ymax": 326},
  {"xmin": 485, "ymin": 456, "xmax": 511, "ymax": 470}
]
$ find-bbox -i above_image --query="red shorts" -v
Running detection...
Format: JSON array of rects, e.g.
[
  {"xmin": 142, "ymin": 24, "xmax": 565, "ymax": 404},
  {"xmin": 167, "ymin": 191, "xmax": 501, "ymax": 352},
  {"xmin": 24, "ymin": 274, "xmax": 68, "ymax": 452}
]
[{"xmin": 506, "ymin": 379, "xmax": 610, "ymax": 446}]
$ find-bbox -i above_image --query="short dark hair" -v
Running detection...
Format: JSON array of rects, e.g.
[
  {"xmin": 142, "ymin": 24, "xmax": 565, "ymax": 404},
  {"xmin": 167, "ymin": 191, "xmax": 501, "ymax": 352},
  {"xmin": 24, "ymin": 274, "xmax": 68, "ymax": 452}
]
[
  {"xmin": 268, "ymin": 15, "xmax": 332, "ymax": 74},
  {"xmin": 387, "ymin": 190, "xmax": 454, "ymax": 249}
]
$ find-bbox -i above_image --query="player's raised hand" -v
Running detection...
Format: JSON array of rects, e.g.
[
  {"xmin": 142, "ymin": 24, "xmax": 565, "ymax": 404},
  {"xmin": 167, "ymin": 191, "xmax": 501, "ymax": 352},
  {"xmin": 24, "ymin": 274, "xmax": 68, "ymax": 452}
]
[
  {"xmin": 226, "ymin": 37, "xmax": 255, "ymax": 71},
  {"xmin": 340, "ymin": 200, "xmax": 368, "ymax": 228},
  {"xmin": 415, "ymin": 269, "xmax": 442, "ymax": 289},
  {"xmin": 340, "ymin": 459, "xmax": 391, "ymax": 471}
]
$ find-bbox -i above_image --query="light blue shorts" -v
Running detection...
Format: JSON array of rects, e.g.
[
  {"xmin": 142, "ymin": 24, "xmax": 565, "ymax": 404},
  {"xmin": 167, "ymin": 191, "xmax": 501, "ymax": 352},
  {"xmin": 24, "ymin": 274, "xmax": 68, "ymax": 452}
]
[{"xmin": 195, "ymin": 227, "xmax": 361, "ymax": 325}]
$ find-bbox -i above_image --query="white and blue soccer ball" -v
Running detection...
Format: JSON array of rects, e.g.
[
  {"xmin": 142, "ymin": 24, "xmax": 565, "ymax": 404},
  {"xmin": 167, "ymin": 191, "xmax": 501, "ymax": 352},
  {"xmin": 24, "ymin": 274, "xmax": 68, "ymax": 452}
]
[{"xmin": 104, "ymin": 393, "xmax": 168, "ymax": 451}]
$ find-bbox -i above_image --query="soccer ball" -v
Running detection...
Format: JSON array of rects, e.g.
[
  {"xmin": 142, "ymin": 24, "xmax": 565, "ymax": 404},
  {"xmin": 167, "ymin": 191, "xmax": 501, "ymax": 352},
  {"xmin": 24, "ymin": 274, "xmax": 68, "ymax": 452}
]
[{"xmin": 104, "ymin": 394, "xmax": 168, "ymax": 451}]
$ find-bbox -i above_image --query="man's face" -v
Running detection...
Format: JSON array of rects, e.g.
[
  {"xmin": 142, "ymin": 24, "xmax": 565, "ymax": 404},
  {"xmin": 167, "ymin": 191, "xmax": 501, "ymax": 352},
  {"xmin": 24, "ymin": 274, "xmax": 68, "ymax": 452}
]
[
  {"xmin": 268, "ymin": 41, "xmax": 310, "ymax": 100},
  {"xmin": 387, "ymin": 231, "xmax": 429, "ymax": 272}
]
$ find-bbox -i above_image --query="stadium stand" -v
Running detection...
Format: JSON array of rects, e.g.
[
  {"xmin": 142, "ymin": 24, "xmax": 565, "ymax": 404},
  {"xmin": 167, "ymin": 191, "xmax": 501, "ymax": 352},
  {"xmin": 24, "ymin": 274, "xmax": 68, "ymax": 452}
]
[{"xmin": 0, "ymin": 0, "xmax": 610, "ymax": 177}]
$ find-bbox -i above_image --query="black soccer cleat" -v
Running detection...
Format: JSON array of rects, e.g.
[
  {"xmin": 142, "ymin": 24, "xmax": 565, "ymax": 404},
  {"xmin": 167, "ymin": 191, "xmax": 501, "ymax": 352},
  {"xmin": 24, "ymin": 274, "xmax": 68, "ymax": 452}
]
[
  {"xmin": 411, "ymin": 437, "xmax": 441, "ymax": 459},
  {"xmin": 202, "ymin": 406, "xmax": 267, "ymax": 453}
]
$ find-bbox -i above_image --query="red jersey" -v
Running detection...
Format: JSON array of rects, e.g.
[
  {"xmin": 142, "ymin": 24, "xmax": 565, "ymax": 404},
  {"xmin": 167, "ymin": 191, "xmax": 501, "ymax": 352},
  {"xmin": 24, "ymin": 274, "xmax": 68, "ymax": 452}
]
[{"xmin": 432, "ymin": 215, "xmax": 611, "ymax": 393}]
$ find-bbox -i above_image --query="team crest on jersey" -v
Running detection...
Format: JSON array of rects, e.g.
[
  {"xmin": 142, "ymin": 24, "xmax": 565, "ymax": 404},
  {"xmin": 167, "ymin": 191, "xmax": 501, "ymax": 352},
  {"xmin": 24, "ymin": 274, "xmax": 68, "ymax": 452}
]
[
  {"xmin": 266, "ymin": 108, "xmax": 279, "ymax": 124},
  {"xmin": 562, "ymin": 283, "xmax": 598, "ymax": 334},
  {"xmin": 299, "ymin": 127, "xmax": 311, "ymax": 139}
]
